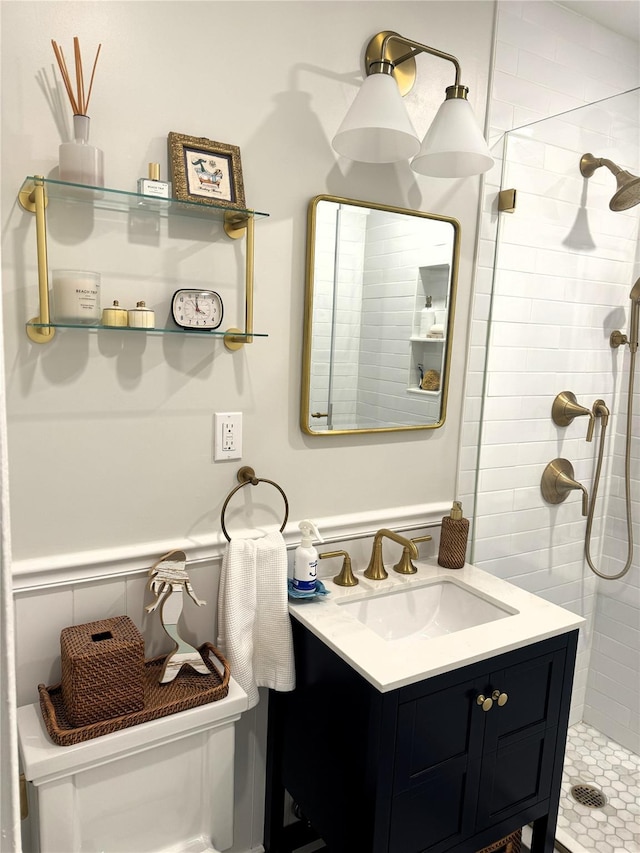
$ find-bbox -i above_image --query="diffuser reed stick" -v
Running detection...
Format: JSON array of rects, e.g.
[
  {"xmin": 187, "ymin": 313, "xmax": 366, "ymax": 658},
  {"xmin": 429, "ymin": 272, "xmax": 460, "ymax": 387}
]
[{"xmin": 51, "ymin": 37, "xmax": 101, "ymax": 116}]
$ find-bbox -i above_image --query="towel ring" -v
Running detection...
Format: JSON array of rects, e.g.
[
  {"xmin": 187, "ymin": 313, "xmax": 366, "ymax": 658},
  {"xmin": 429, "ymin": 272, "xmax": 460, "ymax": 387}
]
[{"xmin": 220, "ymin": 466, "xmax": 289, "ymax": 542}]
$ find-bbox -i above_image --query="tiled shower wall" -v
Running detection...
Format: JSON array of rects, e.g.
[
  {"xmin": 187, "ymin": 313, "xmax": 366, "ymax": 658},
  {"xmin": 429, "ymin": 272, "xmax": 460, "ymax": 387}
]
[
  {"xmin": 358, "ymin": 212, "xmax": 450, "ymax": 427},
  {"xmin": 310, "ymin": 205, "xmax": 452, "ymax": 430},
  {"xmin": 308, "ymin": 201, "xmax": 365, "ymax": 428},
  {"xmin": 460, "ymin": 1, "xmax": 639, "ymax": 749}
]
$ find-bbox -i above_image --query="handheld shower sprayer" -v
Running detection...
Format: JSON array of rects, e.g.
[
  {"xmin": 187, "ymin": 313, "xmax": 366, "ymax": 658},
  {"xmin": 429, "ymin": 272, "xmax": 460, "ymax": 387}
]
[
  {"xmin": 629, "ymin": 277, "xmax": 640, "ymax": 355},
  {"xmin": 611, "ymin": 277, "xmax": 640, "ymax": 354}
]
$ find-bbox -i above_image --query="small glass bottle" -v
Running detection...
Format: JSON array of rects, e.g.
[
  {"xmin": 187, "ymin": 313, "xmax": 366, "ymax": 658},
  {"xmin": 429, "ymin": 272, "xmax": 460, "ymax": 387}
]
[
  {"xmin": 137, "ymin": 163, "xmax": 171, "ymax": 201},
  {"xmin": 419, "ymin": 296, "xmax": 435, "ymax": 336}
]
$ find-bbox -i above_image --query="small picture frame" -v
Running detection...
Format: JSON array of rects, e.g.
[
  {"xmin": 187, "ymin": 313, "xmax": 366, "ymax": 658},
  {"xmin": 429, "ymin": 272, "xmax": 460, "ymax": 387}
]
[{"xmin": 168, "ymin": 132, "xmax": 246, "ymax": 209}]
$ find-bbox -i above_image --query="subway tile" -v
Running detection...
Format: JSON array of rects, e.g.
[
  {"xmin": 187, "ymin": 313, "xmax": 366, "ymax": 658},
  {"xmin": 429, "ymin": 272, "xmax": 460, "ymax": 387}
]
[
  {"xmin": 493, "ymin": 70, "xmax": 553, "ymax": 114},
  {"xmin": 521, "ymin": 0, "xmax": 594, "ymax": 48},
  {"xmin": 497, "ymin": 7, "xmax": 559, "ymax": 59},
  {"xmin": 516, "ymin": 50, "xmax": 587, "ymax": 100}
]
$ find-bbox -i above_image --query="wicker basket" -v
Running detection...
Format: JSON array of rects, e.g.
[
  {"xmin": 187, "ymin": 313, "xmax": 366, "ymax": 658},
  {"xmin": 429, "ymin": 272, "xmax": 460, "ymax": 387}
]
[
  {"xmin": 477, "ymin": 828, "xmax": 522, "ymax": 853},
  {"xmin": 40, "ymin": 642, "xmax": 230, "ymax": 746},
  {"xmin": 60, "ymin": 616, "xmax": 145, "ymax": 727}
]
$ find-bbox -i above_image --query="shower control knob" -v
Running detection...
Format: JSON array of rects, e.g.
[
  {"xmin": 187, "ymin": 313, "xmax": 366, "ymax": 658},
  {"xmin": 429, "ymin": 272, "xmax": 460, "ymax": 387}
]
[
  {"xmin": 476, "ymin": 694, "xmax": 493, "ymax": 712},
  {"xmin": 492, "ymin": 690, "xmax": 509, "ymax": 706}
]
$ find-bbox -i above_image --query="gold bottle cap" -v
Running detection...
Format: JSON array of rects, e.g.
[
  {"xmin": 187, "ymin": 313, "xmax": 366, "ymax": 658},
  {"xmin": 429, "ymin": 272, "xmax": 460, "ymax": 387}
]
[
  {"xmin": 450, "ymin": 501, "xmax": 463, "ymax": 520},
  {"xmin": 148, "ymin": 163, "xmax": 160, "ymax": 181}
]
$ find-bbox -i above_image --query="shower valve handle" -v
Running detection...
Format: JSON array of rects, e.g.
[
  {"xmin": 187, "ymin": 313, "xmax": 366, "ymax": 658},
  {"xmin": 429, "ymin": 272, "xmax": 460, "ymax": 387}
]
[
  {"xmin": 552, "ymin": 391, "xmax": 595, "ymax": 441},
  {"xmin": 541, "ymin": 458, "xmax": 589, "ymax": 517}
]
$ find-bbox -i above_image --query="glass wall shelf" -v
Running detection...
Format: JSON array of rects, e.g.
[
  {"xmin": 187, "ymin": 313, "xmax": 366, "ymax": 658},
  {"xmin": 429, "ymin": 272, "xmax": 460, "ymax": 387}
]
[
  {"xmin": 27, "ymin": 321, "xmax": 267, "ymax": 339},
  {"xmin": 19, "ymin": 175, "xmax": 268, "ymax": 348},
  {"xmin": 20, "ymin": 176, "xmax": 269, "ymax": 222}
]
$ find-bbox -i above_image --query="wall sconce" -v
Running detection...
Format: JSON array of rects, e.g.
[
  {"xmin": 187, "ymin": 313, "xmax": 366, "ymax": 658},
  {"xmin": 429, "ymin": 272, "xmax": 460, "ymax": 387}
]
[{"xmin": 332, "ymin": 30, "xmax": 494, "ymax": 178}]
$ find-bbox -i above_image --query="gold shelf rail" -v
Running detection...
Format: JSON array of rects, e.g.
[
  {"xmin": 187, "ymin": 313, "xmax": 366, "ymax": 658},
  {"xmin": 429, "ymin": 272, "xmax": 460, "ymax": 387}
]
[{"xmin": 18, "ymin": 175, "xmax": 264, "ymax": 349}]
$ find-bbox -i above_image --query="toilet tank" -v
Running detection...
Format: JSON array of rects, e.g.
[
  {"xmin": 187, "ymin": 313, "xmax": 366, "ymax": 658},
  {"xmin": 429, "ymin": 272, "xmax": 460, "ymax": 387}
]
[{"xmin": 17, "ymin": 679, "xmax": 248, "ymax": 853}]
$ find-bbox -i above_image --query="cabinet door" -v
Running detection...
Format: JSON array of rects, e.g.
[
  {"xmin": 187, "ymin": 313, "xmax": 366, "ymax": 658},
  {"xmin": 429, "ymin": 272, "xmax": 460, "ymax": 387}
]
[
  {"xmin": 476, "ymin": 646, "xmax": 566, "ymax": 827},
  {"xmin": 390, "ymin": 675, "xmax": 485, "ymax": 853}
]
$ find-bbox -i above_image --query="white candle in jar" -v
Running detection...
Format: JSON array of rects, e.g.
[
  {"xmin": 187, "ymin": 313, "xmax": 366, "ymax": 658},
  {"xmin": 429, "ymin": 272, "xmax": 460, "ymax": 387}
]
[{"xmin": 52, "ymin": 270, "xmax": 101, "ymax": 324}]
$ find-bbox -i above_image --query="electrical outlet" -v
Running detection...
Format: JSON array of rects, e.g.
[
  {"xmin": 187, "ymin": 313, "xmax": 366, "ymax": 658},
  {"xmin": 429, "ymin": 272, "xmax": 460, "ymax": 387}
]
[{"xmin": 214, "ymin": 412, "xmax": 242, "ymax": 461}]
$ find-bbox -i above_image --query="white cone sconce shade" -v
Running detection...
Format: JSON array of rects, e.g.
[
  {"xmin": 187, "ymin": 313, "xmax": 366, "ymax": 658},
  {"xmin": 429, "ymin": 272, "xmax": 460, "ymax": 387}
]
[
  {"xmin": 332, "ymin": 31, "xmax": 495, "ymax": 178},
  {"xmin": 411, "ymin": 96, "xmax": 494, "ymax": 178},
  {"xmin": 332, "ymin": 73, "xmax": 420, "ymax": 163}
]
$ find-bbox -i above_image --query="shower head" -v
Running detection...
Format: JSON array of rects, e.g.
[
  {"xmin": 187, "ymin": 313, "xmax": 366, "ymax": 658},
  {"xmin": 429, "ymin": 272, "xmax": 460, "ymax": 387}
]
[{"xmin": 580, "ymin": 153, "xmax": 640, "ymax": 211}]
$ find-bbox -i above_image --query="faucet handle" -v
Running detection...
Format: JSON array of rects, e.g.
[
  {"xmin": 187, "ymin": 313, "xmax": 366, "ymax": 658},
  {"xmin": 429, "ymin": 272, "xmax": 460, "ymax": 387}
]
[
  {"xmin": 319, "ymin": 550, "xmax": 358, "ymax": 587},
  {"xmin": 393, "ymin": 535, "xmax": 433, "ymax": 575}
]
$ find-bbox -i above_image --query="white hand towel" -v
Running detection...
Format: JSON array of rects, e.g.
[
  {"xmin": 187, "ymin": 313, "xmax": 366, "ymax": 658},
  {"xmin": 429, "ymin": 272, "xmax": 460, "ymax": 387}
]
[{"xmin": 217, "ymin": 530, "xmax": 295, "ymax": 709}]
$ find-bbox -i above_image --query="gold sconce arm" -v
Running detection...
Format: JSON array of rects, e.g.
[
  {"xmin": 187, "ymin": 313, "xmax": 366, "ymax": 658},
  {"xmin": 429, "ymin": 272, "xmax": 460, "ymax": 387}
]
[
  {"xmin": 223, "ymin": 211, "xmax": 255, "ymax": 351},
  {"xmin": 380, "ymin": 32, "xmax": 462, "ymax": 87},
  {"xmin": 365, "ymin": 31, "xmax": 462, "ymax": 93},
  {"xmin": 19, "ymin": 177, "xmax": 55, "ymax": 344}
]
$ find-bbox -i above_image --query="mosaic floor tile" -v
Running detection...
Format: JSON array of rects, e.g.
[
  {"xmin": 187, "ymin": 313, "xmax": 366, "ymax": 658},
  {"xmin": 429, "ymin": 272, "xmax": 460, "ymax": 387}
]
[{"xmin": 559, "ymin": 723, "xmax": 640, "ymax": 853}]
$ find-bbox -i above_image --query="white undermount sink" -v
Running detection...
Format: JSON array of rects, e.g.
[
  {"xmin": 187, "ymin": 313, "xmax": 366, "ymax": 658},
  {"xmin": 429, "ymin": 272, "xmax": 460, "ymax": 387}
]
[{"xmin": 338, "ymin": 578, "xmax": 515, "ymax": 641}]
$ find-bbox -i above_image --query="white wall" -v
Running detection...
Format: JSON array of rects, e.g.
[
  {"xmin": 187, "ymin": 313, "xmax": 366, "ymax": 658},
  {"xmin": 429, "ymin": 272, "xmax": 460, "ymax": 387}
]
[
  {"xmin": 1, "ymin": 3, "xmax": 495, "ymax": 850},
  {"xmin": 461, "ymin": 0, "xmax": 639, "ymax": 751}
]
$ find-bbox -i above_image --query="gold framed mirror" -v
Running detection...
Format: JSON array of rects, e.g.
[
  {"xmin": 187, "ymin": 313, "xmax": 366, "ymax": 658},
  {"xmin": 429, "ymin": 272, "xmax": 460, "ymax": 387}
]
[{"xmin": 301, "ymin": 195, "xmax": 460, "ymax": 435}]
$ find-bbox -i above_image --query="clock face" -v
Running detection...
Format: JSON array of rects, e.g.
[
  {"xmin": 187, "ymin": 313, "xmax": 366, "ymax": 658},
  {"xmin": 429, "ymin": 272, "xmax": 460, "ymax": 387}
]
[{"xmin": 171, "ymin": 289, "xmax": 223, "ymax": 330}]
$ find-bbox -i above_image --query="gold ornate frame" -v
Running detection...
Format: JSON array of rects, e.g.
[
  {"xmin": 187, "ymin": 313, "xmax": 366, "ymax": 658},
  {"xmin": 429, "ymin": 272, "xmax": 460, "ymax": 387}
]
[{"xmin": 168, "ymin": 132, "xmax": 246, "ymax": 209}]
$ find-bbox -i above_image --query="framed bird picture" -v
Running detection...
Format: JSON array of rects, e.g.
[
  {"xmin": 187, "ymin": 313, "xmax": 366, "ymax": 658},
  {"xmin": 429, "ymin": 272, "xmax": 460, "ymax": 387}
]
[{"xmin": 168, "ymin": 132, "xmax": 246, "ymax": 209}]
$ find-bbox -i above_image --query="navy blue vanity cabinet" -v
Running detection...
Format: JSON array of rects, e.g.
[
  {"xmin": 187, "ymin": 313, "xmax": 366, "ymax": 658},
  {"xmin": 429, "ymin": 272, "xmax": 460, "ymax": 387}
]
[{"xmin": 264, "ymin": 621, "xmax": 578, "ymax": 853}]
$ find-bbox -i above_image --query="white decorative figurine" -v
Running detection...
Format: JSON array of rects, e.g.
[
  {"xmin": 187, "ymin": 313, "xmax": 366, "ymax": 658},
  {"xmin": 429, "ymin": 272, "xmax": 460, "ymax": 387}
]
[{"xmin": 146, "ymin": 549, "xmax": 210, "ymax": 683}]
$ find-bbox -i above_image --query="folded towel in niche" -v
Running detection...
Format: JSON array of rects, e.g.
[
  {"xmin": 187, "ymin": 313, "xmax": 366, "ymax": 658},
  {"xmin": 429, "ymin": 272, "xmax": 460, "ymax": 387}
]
[{"xmin": 217, "ymin": 530, "xmax": 295, "ymax": 709}]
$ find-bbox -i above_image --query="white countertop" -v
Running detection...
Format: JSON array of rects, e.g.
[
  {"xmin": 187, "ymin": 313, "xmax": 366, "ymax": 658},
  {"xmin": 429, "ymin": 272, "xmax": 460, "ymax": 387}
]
[{"xmin": 288, "ymin": 559, "xmax": 585, "ymax": 692}]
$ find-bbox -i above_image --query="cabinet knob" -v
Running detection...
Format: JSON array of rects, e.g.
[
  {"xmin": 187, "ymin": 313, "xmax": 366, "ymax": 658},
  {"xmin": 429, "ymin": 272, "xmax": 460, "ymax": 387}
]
[
  {"xmin": 492, "ymin": 690, "xmax": 509, "ymax": 706},
  {"xmin": 476, "ymin": 694, "xmax": 493, "ymax": 712}
]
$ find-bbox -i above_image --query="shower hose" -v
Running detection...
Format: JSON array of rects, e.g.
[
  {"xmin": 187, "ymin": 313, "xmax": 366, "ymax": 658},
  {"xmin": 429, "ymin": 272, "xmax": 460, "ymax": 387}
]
[{"xmin": 585, "ymin": 345, "xmax": 636, "ymax": 580}]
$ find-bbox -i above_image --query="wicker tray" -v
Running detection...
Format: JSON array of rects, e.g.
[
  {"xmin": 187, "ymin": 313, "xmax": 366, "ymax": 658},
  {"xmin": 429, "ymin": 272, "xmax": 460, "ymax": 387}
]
[
  {"xmin": 38, "ymin": 642, "xmax": 230, "ymax": 746},
  {"xmin": 477, "ymin": 828, "xmax": 522, "ymax": 853}
]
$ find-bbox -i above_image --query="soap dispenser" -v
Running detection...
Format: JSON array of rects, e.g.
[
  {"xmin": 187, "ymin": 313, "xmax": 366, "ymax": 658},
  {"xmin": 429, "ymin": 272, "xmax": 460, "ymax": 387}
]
[
  {"xmin": 294, "ymin": 520, "xmax": 324, "ymax": 593},
  {"xmin": 437, "ymin": 501, "xmax": 469, "ymax": 569}
]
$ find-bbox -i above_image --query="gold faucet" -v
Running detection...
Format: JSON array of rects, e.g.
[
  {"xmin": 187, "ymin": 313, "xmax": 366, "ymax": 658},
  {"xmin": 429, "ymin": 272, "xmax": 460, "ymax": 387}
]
[{"xmin": 364, "ymin": 529, "xmax": 419, "ymax": 581}]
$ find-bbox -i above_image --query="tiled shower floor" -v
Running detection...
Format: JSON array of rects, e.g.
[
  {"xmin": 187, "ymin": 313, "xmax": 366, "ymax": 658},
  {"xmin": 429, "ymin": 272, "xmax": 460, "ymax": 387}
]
[{"xmin": 556, "ymin": 722, "xmax": 640, "ymax": 853}]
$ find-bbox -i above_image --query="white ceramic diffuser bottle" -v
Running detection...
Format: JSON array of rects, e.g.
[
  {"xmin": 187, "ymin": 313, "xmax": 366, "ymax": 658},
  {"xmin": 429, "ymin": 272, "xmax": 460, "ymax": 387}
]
[
  {"xmin": 59, "ymin": 114, "xmax": 104, "ymax": 186},
  {"xmin": 52, "ymin": 38, "xmax": 104, "ymax": 186}
]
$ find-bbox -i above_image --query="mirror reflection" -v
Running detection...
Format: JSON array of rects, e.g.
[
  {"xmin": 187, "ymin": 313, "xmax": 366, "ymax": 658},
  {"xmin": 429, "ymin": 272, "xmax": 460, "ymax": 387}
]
[{"xmin": 301, "ymin": 196, "xmax": 460, "ymax": 435}]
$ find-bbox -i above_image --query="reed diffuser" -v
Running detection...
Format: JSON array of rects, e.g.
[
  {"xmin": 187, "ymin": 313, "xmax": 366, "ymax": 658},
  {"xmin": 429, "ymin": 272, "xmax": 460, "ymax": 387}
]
[{"xmin": 52, "ymin": 37, "xmax": 104, "ymax": 186}]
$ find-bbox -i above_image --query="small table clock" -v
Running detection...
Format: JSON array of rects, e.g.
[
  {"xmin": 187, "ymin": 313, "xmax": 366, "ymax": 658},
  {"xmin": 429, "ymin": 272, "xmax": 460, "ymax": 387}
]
[{"xmin": 171, "ymin": 289, "xmax": 223, "ymax": 330}]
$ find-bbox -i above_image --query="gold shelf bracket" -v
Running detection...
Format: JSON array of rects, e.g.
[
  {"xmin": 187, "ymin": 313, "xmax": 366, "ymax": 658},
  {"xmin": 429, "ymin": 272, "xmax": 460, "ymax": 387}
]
[
  {"xmin": 498, "ymin": 188, "xmax": 517, "ymax": 213},
  {"xmin": 19, "ymin": 177, "xmax": 55, "ymax": 343},
  {"xmin": 223, "ymin": 210, "xmax": 255, "ymax": 351}
]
